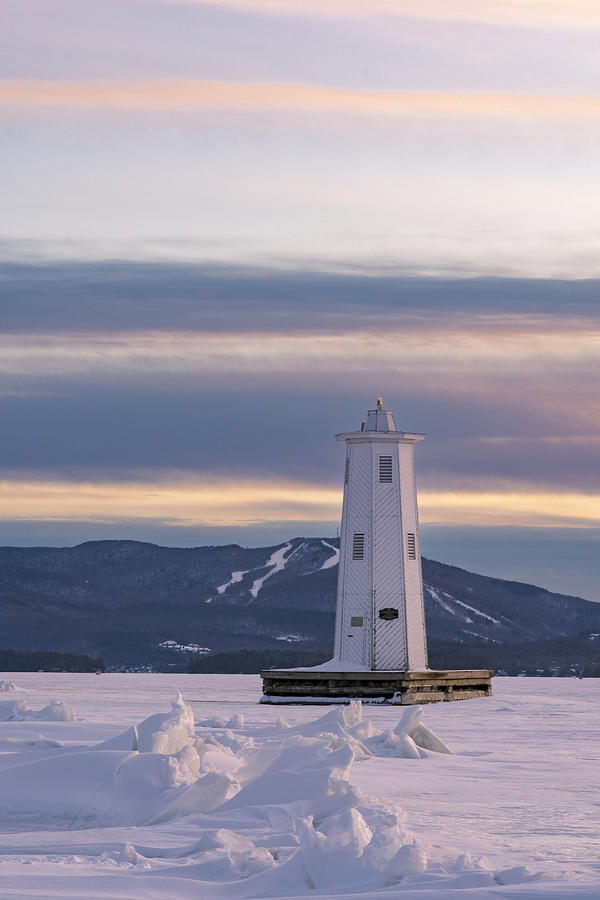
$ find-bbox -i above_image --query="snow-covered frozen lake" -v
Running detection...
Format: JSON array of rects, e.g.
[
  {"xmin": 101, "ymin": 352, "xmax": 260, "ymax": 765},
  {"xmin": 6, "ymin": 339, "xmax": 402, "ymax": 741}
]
[{"xmin": 0, "ymin": 673, "xmax": 597, "ymax": 899}]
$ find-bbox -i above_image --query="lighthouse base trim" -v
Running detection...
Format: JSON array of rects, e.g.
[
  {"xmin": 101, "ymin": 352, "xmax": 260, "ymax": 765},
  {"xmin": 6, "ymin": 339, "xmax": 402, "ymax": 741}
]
[{"xmin": 260, "ymin": 668, "xmax": 493, "ymax": 705}]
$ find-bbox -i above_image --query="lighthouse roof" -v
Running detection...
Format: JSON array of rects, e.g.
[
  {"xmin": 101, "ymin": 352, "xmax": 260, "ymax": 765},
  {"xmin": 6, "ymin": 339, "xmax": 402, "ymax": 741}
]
[
  {"xmin": 364, "ymin": 401, "xmax": 397, "ymax": 432},
  {"xmin": 335, "ymin": 398, "xmax": 425, "ymax": 443}
]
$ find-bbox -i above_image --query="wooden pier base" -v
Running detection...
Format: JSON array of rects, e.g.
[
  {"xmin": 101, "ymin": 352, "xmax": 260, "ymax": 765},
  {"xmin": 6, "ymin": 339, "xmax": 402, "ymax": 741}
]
[{"xmin": 260, "ymin": 668, "xmax": 493, "ymax": 705}]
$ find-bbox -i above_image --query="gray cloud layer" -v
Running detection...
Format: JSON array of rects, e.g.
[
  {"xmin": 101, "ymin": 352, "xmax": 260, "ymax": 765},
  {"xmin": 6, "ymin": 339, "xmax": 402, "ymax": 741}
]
[
  {"xmin": 2, "ymin": 263, "xmax": 599, "ymax": 491},
  {"xmin": 3, "ymin": 261, "xmax": 600, "ymax": 332},
  {"xmin": 2, "ymin": 382, "xmax": 599, "ymax": 493}
]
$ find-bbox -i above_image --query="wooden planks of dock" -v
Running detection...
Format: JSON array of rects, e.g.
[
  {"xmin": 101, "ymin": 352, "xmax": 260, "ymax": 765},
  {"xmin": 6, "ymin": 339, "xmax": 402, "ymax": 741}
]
[{"xmin": 260, "ymin": 668, "xmax": 493, "ymax": 704}]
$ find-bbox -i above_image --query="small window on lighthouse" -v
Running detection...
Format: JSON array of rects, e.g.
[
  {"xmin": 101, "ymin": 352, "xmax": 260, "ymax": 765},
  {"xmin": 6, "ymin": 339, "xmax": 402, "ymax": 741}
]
[
  {"xmin": 345, "ymin": 458, "xmax": 350, "ymax": 484},
  {"xmin": 352, "ymin": 533, "xmax": 365, "ymax": 559},
  {"xmin": 406, "ymin": 533, "xmax": 417, "ymax": 559},
  {"xmin": 379, "ymin": 456, "xmax": 393, "ymax": 482}
]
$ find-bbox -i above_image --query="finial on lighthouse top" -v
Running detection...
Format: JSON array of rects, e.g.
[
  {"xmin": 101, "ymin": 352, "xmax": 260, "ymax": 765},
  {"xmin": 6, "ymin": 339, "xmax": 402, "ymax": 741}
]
[{"xmin": 364, "ymin": 397, "xmax": 397, "ymax": 432}]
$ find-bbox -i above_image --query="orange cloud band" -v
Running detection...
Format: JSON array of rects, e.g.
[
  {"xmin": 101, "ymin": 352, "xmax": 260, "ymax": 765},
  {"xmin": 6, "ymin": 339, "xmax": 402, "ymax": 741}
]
[
  {"xmin": 2, "ymin": 80, "xmax": 600, "ymax": 119},
  {"xmin": 2, "ymin": 478, "xmax": 599, "ymax": 528},
  {"xmin": 0, "ymin": 478, "xmax": 342, "ymax": 527},
  {"xmin": 419, "ymin": 490, "xmax": 600, "ymax": 527}
]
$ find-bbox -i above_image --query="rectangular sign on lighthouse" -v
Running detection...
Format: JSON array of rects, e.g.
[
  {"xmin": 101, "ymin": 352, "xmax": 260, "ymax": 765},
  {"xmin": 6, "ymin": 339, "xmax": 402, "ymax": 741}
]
[{"xmin": 333, "ymin": 398, "xmax": 428, "ymax": 671}]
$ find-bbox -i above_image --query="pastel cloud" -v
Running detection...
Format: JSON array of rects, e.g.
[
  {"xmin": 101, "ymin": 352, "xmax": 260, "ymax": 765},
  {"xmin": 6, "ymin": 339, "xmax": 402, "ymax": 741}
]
[
  {"xmin": 3, "ymin": 80, "xmax": 600, "ymax": 119},
  {"xmin": 5, "ymin": 2, "xmax": 600, "ymax": 99},
  {"xmin": 421, "ymin": 490, "xmax": 600, "ymax": 528},
  {"xmin": 2, "ymin": 322, "xmax": 598, "ymax": 378},
  {"xmin": 2, "ymin": 477, "xmax": 599, "ymax": 530},
  {"xmin": 0, "ymin": 478, "xmax": 341, "ymax": 527},
  {"xmin": 150, "ymin": 0, "xmax": 600, "ymax": 30}
]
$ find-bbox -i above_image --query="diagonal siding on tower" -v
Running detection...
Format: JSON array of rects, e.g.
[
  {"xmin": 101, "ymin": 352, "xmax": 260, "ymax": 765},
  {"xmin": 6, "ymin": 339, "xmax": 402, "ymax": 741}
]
[{"xmin": 333, "ymin": 402, "xmax": 428, "ymax": 671}]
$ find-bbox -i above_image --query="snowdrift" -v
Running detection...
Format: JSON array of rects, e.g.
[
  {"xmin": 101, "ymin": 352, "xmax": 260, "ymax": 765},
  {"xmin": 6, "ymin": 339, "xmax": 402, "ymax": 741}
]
[
  {"xmin": 0, "ymin": 691, "xmax": 563, "ymax": 896},
  {"xmin": 0, "ymin": 698, "xmax": 75, "ymax": 722}
]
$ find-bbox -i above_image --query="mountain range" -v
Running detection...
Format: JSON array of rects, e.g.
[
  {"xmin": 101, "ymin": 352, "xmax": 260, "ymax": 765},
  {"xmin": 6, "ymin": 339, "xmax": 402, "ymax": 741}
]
[{"xmin": 1, "ymin": 538, "xmax": 599, "ymax": 674}]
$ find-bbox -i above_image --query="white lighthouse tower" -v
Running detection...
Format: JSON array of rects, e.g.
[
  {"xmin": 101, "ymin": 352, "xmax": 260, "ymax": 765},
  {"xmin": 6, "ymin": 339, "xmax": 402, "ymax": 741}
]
[
  {"xmin": 260, "ymin": 399, "xmax": 493, "ymax": 704},
  {"xmin": 333, "ymin": 398, "xmax": 428, "ymax": 671}
]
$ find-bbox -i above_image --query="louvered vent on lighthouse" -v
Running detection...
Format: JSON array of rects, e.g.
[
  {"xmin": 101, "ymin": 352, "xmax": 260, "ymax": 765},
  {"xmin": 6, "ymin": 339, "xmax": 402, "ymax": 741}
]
[{"xmin": 379, "ymin": 455, "xmax": 393, "ymax": 482}]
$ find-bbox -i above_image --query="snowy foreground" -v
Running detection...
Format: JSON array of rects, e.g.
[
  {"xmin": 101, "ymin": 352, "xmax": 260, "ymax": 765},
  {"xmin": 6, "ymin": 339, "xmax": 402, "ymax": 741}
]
[{"xmin": 0, "ymin": 675, "xmax": 597, "ymax": 899}]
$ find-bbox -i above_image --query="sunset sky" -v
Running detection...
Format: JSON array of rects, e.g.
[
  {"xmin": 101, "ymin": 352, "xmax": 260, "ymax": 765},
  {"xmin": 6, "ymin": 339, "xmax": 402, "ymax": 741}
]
[{"xmin": 2, "ymin": 0, "xmax": 599, "ymax": 601}]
